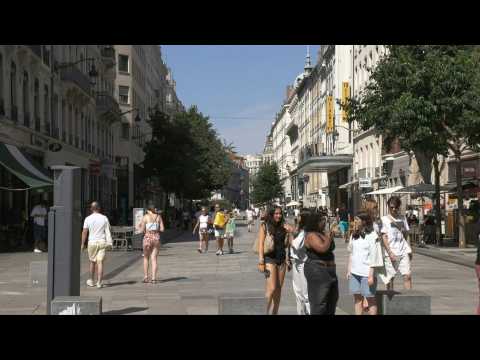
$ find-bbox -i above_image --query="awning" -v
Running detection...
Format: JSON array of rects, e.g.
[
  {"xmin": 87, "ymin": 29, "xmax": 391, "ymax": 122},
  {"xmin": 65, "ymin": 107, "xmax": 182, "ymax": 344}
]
[
  {"xmin": 394, "ymin": 183, "xmax": 450, "ymax": 195},
  {"xmin": 365, "ymin": 186, "xmax": 404, "ymax": 196},
  {"xmin": 0, "ymin": 142, "xmax": 53, "ymax": 190},
  {"xmin": 339, "ymin": 180, "xmax": 358, "ymax": 189}
]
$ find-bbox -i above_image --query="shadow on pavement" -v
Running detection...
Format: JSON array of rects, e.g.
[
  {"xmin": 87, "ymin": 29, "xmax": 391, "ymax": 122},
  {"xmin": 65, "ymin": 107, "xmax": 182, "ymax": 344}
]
[
  {"xmin": 105, "ymin": 281, "xmax": 137, "ymax": 287},
  {"xmin": 103, "ymin": 307, "xmax": 149, "ymax": 315},
  {"xmin": 160, "ymin": 276, "xmax": 188, "ymax": 283}
]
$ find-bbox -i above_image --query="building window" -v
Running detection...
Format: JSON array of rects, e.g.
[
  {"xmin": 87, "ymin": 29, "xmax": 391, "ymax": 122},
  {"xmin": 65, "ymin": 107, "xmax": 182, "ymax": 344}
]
[
  {"xmin": 44, "ymin": 85, "xmax": 49, "ymax": 132},
  {"xmin": 118, "ymin": 54, "xmax": 129, "ymax": 73},
  {"xmin": 119, "ymin": 85, "xmax": 129, "ymax": 104},
  {"xmin": 22, "ymin": 71, "xmax": 30, "ymax": 126},
  {"xmin": 122, "ymin": 123, "xmax": 129, "ymax": 139}
]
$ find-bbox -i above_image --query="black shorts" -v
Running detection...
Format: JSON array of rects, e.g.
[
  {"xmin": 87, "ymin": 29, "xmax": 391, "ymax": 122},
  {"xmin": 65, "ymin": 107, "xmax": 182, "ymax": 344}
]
[{"xmin": 264, "ymin": 252, "xmax": 286, "ymax": 266}]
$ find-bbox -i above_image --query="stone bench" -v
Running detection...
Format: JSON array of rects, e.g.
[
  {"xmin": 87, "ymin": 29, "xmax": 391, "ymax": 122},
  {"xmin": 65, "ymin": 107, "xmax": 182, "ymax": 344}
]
[
  {"xmin": 376, "ymin": 290, "xmax": 431, "ymax": 315},
  {"xmin": 51, "ymin": 296, "xmax": 102, "ymax": 315},
  {"xmin": 30, "ymin": 261, "xmax": 47, "ymax": 287},
  {"xmin": 218, "ymin": 295, "xmax": 266, "ymax": 315}
]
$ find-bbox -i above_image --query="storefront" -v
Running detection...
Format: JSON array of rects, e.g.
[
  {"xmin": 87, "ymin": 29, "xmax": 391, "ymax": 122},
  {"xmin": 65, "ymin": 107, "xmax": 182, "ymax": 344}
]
[{"xmin": 0, "ymin": 142, "xmax": 53, "ymax": 252}]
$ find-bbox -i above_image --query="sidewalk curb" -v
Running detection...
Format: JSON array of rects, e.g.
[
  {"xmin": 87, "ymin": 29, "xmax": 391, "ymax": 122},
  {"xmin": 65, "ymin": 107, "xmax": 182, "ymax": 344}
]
[{"xmin": 413, "ymin": 247, "xmax": 475, "ymax": 269}]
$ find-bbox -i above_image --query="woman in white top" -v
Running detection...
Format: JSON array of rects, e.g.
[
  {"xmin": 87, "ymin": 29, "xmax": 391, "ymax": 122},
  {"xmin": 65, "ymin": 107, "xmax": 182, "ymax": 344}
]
[
  {"xmin": 192, "ymin": 207, "xmax": 210, "ymax": 253},
  {"xmin": 288, "ymin": 210, "xmax": 311, "ymax": 315},
  {"xmin": 347, "ymin": 212, "xmax": 381, "ymax": 315},
  {"xmin": 137, "ymin": 204, "xmax": 164, "ymax": 283}
]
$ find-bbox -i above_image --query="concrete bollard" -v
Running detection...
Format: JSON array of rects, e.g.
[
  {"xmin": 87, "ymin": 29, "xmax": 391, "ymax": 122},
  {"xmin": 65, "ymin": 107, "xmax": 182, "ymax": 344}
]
[
  {"xmin": 30, "ymin": 261, "xmax": 47, "ymax": 287},
  {"xmin": 218, "ymin": 295, "xmax": 266, "ymax": 315},
  {"xmin": 51, "ymin": 296, "xmax": 102, "ymax": 315},
  {"xmin": 375, "ymin": 290, "xmax": 431, "ymax": 315}
]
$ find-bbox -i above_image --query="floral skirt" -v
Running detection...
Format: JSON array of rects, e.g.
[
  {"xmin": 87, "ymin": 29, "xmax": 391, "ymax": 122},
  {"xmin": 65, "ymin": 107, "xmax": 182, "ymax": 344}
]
[{"xmin": 143, "ymin": 231, "xmax": 160, "ymax": 254}]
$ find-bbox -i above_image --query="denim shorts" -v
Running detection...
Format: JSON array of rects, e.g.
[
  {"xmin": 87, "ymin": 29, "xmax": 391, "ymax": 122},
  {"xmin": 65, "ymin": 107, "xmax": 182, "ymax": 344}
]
[{"xmin": 349, "ymin": 273, "xmax": 377, "ymax": 298}]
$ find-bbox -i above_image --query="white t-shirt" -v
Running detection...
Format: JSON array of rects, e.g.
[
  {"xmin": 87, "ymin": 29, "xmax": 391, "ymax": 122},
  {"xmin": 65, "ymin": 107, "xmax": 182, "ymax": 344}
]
[
  {"xmin": 290, "ymin": 230, "xmax": 307, "ymax": 262},
  {"xmin": 246, "ymin": 209, "xmax": 254, "ymax": 221},
  {"xmin": 348, "ymin": 231, "xmax": 378, "ymax": 277},
  {"xmin": 198, "ymin": 214, "xmax": 209, "ymax": 229},
  {"xmin": 381, "ymin": 215, "xmax": 410, "ymax": 256},
  {"xmin": 83, "ymin": 213, "xmax": 110, "ymax": 244},
  {"xmin": 31, "ymin": 205, "xmax": 47, "ymax": 226}
]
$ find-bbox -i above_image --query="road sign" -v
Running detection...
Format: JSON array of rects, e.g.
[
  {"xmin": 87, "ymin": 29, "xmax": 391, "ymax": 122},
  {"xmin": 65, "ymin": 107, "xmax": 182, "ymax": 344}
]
[{"xmin": 359, "ymin": 178, "xmax": 372, "ymax": 188}]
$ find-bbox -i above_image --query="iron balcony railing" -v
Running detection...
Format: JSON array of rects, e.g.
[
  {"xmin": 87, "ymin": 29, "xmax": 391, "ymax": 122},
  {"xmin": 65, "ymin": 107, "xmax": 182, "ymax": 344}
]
[{"xmin": 60, "ymin": 66, "xmax": 91, "ymax": 95}]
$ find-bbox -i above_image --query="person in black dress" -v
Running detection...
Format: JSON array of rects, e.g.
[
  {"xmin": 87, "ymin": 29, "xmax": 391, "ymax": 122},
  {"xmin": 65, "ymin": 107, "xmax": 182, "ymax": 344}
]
[{"xmin": 304, "ymin": 211, "xmax": 338, "ymax": 315}]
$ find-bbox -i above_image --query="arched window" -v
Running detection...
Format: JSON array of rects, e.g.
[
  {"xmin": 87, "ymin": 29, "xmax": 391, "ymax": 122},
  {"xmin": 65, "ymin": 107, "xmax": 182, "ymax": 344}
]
[{"xmin": 22, "ymin": 71, "xmax": 30, "ymax": 127}]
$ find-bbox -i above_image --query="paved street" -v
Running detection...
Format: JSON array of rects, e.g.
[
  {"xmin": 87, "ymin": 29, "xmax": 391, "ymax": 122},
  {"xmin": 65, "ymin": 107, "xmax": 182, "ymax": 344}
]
[{"xmin": 0, "ymin": 220, "xmax": 478, "ymax": 315}]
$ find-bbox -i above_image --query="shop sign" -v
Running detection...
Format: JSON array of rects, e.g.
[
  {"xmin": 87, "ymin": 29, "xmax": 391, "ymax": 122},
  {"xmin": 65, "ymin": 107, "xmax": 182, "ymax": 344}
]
[{"xmin": 359, "ymin": 178, "xmax": 372, "ymax": 188}]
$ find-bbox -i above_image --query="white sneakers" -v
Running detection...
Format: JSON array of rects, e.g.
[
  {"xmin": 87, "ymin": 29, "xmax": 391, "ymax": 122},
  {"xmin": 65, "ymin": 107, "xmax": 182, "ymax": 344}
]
[
  {"xmin": 86, "ymin": 279, "xmax": 103, "ymax": 288},
  {"xmin": 34, "ymin": 249, "xmax": 42, "ymax": 253}
]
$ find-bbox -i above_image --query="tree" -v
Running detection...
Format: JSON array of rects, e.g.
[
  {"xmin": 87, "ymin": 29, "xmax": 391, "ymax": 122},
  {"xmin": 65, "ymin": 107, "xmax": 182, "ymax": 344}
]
[
  {"xmin": 342, "ymin": 45, "xmax": 480, "ymax": 247},
  {"xmin": 251, "ymin": 162, "xmax": 283, "ymax": 205},
  {"xmin": 142, "ymin": 106, "xmax": 233, "ymax": 204}
]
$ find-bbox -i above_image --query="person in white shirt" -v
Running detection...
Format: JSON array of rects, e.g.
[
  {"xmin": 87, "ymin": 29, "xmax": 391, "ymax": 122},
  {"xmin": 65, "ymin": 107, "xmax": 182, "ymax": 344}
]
[
  {"xmin": 380, "ymin": 196, "xmax": 412, "ymax": 291},
  {"xmin": 192, "ymin": 207, "xmax": 210, "ymax": 253},
  {"xmin": 288, "ymin": 210, "xmax": 311, "ymax": 315},
  {"xmin": 30, "ymin": 201, "xmax": 48, "ymax": 253},
  {"xmin": 81, "ymin": 202, "xmax": 112, "ymax": 289},
  {"xmin": 347, "ymin": 212, "xmax": 381, "ymax": 315},
  {"xmin": 246, "ymin": 208, "xmax": 254, "ymax": 232}
]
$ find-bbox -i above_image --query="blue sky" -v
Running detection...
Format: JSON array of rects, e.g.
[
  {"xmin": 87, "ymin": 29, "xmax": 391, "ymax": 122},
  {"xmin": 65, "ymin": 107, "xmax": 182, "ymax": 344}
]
[{"xmin": 162, "ymin": 45, "xmax": 319, "ymax": 155}]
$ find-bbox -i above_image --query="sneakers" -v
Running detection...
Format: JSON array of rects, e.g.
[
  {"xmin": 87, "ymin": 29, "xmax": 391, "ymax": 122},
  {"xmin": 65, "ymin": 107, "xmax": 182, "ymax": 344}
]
[
  {"xmin": 34, "ymin": 248, "xmax": 42, "ymax": 253},
  {"xmin": 216, "ymin": 250, "xmax": 221, "ymax": 256},
  {"xmin": 221, "ymin": 250, "xmax": 225, "ymax": 256},
  {"xmin": 86, "ymin": 279, "xmax": 95, "ymax": 287},
  {"xmin": 96, "ymin": 281, "xmax": 103, "ymax": 289}
]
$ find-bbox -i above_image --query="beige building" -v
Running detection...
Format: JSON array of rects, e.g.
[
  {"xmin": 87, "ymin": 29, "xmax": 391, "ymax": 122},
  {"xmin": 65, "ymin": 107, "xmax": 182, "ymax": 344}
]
[
  {"xmin": 113, "ymin": 45, "xmax": 184, "ymax": 220},
  {"xmin": 0, "ymin": 45, "xmax": 118, "ymax": 222}
]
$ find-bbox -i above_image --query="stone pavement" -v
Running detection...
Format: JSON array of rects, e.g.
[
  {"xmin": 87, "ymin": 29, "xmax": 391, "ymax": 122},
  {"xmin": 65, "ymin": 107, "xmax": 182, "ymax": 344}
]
[{"xmin": 0, "ymin": 222, "xmax": 478, "ymax": 315}]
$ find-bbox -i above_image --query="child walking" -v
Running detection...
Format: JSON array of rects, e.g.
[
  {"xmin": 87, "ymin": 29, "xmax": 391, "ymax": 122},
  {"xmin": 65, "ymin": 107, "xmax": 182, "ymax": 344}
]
[{"xmin": 225, "ymin": 212, "xmax": 236, "ymax": 254}]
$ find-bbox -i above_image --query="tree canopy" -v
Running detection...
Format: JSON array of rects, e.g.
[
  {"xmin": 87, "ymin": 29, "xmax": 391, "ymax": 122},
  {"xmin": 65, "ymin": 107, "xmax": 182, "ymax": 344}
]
[
  {"xmin": 142, "ymin": 106, "xmax": 233, "ymax": 200},
  {"xmin": 251, "ymin": 161, "xmax": 283, "ymax": 205}
]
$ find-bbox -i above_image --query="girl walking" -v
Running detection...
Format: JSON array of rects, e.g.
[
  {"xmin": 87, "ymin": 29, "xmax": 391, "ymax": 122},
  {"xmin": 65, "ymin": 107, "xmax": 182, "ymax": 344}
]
[
  {"xmin": 225, "ymin": 211, "xmax": 236, "ymax": 254},
  {"xmin": 137, "ymin": 204, "xmax": 164, "ymax": 283},
  {"xmin": 347, "ymin": 212, "xmax": 382, "ymax": 315},
  {"xmin": 192, "ymin": 207, "xmax": 210, "ymax": 253}
]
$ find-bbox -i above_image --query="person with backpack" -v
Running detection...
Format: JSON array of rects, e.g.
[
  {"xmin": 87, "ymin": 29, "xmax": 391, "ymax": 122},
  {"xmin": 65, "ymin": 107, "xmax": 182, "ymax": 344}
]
[{"xmin": 213, "ymin": 204, "xmax": 228, "ymax": 256}]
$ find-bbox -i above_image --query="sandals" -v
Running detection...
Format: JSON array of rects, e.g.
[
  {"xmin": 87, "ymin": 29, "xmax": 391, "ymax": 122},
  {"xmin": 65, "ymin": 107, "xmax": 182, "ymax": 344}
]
[
  {"xmin": 150, "ymin": 279, "xmax": 158, "ymax": 284},
  {"xmin": 142, "ymin": 277, "xmax": 150, "ymax": 283}
]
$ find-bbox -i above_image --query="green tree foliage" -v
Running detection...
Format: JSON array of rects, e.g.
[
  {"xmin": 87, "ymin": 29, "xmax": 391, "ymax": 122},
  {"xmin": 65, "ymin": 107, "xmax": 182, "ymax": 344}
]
[
  {"xmin": 341, "ymin": 45, "xmax": 480, "ymax": 247},
  {"xmin": 142, "ymin": 106, "xmax": 233, "ymax": 200},
  {"xmin": 251, "ymin": 162, "xmax": 283, "ymax": 205}
]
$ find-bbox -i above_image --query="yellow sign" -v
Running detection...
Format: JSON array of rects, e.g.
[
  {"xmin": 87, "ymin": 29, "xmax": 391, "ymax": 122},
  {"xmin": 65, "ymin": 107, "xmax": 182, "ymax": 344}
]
[
  {"xmin": 342, "ymin": 82, "xmax": 350, "ymax": 122},
  {"xmin": 326, "ymin": 96, "xmax": 334, "ymax": 133}
]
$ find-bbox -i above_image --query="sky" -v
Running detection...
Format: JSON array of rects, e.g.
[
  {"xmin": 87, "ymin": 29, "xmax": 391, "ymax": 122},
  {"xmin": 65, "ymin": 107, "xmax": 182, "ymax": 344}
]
[{"xmin": 162, "ymin": 45, "xmax": 319, "ymax": 156}]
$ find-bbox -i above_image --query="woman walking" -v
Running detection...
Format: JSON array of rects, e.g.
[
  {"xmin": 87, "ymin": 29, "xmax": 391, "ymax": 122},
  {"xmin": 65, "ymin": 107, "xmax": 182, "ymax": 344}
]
[
  {"xmin": 192, "ymin": 207, "xmax": 210, "ymax": 253},
  {"xmin": 225, "ymin": 211, "xmax": 236, "ymax": 254},
  {"xmin": 289, "ymin": 209, "xmax": 311, "ymax": 315},
  {"xmin": 304, "ymin": 212, "xmax": 338, "ymax": 315},
  {"xmin": 256, "ymin": 206, "xmax": 293, "ymax": 315},
  {"xmin": 347, "ymin": 212, "xmax": 381, "ymax": 315},
  {"xmin": 137, "ymin": 204, "xmax": 164, "ymax": 283}
]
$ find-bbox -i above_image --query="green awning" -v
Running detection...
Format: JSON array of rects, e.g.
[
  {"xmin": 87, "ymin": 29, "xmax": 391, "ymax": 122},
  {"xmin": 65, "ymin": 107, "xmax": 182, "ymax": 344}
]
[{"xmin": 0, "ymin": 142, "xmax": 53, "ymax": 190}]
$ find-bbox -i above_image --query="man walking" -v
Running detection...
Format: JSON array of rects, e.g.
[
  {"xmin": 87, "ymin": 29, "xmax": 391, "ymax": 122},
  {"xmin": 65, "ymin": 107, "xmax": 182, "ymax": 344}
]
[
  {"xmin": 379, "ymin": 196, "xmax": 412, "ymax": 291},
  {"xmin": 213, "ymin": 204, "xmax": 227, "ymax": 255},
  {"xmin": 30, "ymin": 200, "xmax": 48, "ymax": 253},
  {"xmin": 336, "ymin": 204, "xmax": 351, "ymax": 243},
  {"xmin": 81, "ymin": 202, "xmax": 112, "ymax": 289}
]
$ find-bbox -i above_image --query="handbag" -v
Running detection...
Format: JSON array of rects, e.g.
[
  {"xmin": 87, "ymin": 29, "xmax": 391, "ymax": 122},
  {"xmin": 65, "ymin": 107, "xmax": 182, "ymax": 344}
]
[
  {"xmin": 369, "ymin": 236, "xmax": 385, "ymax": 268},
  {"xmin": 253, "ymin": 223, "xmax": 275, "ymax": 254}
]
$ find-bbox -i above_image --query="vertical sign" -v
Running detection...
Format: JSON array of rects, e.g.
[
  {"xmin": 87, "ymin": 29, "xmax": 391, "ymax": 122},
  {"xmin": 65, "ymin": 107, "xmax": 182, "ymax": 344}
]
[
  {"xmin": 326, "ymin": 96, "xmax": 334, "ymax": 133},
  {"xmin": 342, "ymin": 82, "xmax": 350, "ymax": 122}
]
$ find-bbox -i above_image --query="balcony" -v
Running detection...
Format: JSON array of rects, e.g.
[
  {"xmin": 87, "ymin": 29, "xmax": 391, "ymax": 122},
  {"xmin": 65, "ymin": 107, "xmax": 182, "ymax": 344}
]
[
  {"xmin": 0, "ymin": 98, "xmax": 5, "ymax": 117},
  {"xmin": 23, "ymin": 112, "xmax": 30, "ymax": 128},
  {"xmin": 35, "ymin": 116, "xmax": 41, "ymax": 132},
  {"xmin": 297, "ymin": 144, "xmax": 353, "ymax": 173},
  {"xmin": 11, "ymin": 105, "xmax": 18, "ymax": 123},
  {"xmin": 60, "ymin": 66, "xmax": 92, "ymax": 96},
  {"xmin": 96, "ymin": 92, "xmax": 120, "ymax": 125}
]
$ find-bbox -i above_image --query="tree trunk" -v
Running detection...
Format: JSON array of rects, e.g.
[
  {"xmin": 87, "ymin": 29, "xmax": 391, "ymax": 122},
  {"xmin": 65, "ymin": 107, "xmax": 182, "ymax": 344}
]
[
  {"xmin": 433, "ymin": 156, "xmax": 442, "ymax": 246},
  {"xmin": 414, "ymin": 149, "xmax": 434, "ymax": 184},
  {"xmin": 455, "ymin": 152, "xmax": 466, "ymax": 248}
]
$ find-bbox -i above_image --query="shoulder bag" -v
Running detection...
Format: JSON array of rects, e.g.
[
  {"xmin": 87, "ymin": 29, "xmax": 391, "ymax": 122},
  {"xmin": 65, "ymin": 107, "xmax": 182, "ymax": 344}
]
[{"xmin": 253, "ymin": 223, "xmax": 275, "ymax": 254}]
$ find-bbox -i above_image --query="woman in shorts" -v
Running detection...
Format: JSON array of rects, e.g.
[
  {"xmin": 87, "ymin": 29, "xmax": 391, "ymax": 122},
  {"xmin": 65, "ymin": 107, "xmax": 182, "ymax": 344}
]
[{"xmin": 192, "ymin": 207, "xmax": 210, "ymax": 253}]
